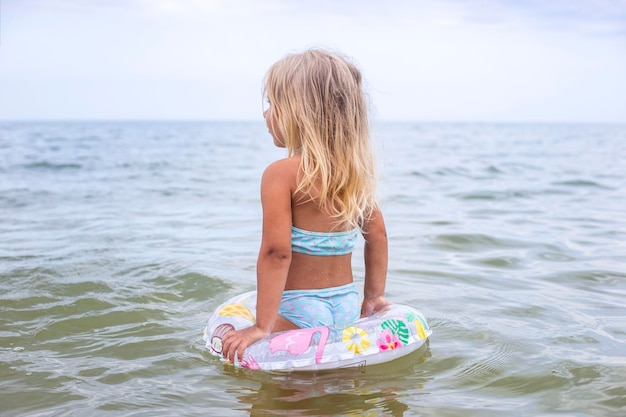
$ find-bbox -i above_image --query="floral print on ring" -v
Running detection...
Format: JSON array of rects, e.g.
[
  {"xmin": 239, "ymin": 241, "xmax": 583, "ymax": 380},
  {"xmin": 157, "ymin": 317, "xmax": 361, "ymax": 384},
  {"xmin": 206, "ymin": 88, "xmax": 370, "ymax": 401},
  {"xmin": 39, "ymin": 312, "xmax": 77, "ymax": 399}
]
[
  {"xmin": 376, "ymin": 329, "xmax": 403, "ymax": 351},
  {"xmin": 342, "ymin": 326, "xmax": 370, "ymax": 354}
]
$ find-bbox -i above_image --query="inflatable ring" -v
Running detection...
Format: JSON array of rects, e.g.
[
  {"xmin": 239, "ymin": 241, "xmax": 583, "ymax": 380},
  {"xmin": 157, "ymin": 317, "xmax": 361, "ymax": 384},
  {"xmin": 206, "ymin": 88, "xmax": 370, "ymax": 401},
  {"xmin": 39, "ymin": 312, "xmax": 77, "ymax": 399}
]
[{"xmin": 203, "ymin": 291, "xmax": 432, "ymax": 371}]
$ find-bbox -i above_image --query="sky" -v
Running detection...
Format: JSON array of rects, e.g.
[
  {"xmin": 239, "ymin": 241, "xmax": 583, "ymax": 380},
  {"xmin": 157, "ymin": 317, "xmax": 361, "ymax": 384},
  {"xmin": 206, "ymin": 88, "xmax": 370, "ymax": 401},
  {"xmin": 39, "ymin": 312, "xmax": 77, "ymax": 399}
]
[{"xmin": 1, "ymin": 0, "xmax": 625, "ymax": 123}]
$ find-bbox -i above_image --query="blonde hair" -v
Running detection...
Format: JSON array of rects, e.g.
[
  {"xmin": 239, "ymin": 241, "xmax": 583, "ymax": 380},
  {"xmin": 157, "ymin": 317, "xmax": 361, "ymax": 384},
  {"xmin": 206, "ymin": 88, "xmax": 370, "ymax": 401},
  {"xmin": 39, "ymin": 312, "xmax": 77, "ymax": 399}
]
[{"xmin": 264, "ymin": 49, "xmax": 377, "ymax": 230}]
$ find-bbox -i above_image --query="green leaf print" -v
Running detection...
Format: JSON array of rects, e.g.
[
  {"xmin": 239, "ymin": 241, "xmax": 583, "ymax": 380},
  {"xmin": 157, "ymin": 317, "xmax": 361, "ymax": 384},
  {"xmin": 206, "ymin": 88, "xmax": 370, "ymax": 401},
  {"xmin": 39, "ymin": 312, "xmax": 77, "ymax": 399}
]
[{"xmin": 381, "ymin": 319, "xmax": 410, "ymax": 345}]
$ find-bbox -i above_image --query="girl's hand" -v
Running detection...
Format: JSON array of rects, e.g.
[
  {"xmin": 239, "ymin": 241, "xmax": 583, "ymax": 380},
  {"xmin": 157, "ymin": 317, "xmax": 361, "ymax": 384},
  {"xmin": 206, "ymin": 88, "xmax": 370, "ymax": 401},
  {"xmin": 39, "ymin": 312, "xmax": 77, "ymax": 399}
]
[
  {"xmin": 360, "ymin": 296, "xmax": 392, "ymax": 318},
  {"xmin": 221, "ymin": 325, "xmax": 269, "ymax": 363}
]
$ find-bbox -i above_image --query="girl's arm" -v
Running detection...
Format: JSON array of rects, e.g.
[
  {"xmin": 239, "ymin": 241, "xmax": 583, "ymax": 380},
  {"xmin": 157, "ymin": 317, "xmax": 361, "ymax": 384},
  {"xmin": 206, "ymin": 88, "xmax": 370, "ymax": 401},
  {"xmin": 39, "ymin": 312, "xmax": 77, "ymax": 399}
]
[
  {"xmin": 360, "ymin": 209, "xmax": 392, "ymax": 317},
  {"xmin": 222, "ymin": 161, "xmax": 293, "ymax": 363}
]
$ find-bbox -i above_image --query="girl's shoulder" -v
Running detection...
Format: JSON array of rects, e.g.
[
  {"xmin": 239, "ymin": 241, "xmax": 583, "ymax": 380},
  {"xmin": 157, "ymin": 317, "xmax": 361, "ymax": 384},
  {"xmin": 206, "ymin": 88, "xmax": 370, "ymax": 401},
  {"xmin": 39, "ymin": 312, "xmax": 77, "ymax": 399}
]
[
  {"xmin": 264, "ymin": 155, "xmax": 301, "ymax": 176},
  {"xmin": 261, "ymin": 156, "xmax": 301, "ymax": 188}
]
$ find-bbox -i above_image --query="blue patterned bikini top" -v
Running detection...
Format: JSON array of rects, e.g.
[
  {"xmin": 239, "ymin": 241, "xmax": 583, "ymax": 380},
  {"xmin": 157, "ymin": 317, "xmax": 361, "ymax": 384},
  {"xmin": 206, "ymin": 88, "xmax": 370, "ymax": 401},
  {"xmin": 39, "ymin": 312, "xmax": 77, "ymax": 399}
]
[{"xmin": 291, "ymin": 226, "xmax": 359, "ymax": 256}]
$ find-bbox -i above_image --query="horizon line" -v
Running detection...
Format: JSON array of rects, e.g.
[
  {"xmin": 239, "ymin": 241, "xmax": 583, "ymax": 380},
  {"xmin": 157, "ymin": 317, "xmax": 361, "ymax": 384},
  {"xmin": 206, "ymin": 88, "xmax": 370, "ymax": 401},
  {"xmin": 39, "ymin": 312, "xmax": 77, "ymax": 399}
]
[{"xmin": 1, "ymin": 118, "xmax": 625, "ymax": 125}]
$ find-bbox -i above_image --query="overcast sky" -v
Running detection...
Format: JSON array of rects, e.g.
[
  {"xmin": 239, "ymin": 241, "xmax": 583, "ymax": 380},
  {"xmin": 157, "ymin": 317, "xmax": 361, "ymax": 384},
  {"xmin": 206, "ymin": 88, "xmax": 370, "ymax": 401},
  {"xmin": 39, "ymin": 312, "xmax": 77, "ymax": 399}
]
[{"xmin": 1, "ymin": 0, "xmax": 625, "ymax": 123}]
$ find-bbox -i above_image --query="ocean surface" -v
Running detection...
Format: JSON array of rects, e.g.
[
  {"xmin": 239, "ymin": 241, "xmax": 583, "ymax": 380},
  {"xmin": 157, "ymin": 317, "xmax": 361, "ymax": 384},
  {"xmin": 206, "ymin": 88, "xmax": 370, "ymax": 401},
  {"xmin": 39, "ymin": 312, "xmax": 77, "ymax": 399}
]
[{"xmin": 1, "ymin": 121, "xmax": 625, "ymax": 416}]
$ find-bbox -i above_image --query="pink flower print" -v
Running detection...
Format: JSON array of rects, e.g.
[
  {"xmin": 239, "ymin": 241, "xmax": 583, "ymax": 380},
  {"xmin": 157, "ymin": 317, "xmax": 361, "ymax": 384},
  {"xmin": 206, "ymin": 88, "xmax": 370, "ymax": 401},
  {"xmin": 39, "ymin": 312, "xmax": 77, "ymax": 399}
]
[{"xmin": 376, "ymin": 329, "xmax": 402, "ymax": 351}]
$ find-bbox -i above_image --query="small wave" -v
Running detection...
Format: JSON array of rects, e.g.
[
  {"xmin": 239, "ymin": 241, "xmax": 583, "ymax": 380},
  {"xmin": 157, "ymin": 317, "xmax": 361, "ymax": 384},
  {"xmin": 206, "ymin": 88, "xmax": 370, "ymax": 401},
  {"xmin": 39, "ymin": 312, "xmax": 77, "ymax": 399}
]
[
  {"xmin": 23, "ymin": 161, "xmax": 82, "ymax": 170},
  {"xmin": 427, "ymin": 233, "xmax": 535, "ymax": 252},
  {"xmin": 552, "ymin": 179, "xmax": 613, "ymax": 190},
  {"xmin": 452, "ymin": 190, "xmax": 532, "ymax": 201},
  {"xmin": 468, "ymin": 255, "xmax": 525, "ymax": 269},
  {"xmin": 542, "ymin": 269, "xmax": 626, "ymax": 288}
]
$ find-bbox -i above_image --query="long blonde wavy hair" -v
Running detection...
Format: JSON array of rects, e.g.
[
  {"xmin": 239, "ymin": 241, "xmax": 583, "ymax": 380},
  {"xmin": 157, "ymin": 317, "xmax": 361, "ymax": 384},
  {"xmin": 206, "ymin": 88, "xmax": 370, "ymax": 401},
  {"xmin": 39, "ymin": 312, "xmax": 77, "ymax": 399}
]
[{"xmin": 264, "ymin": 49, "xmax": 377, "ymax": 230}]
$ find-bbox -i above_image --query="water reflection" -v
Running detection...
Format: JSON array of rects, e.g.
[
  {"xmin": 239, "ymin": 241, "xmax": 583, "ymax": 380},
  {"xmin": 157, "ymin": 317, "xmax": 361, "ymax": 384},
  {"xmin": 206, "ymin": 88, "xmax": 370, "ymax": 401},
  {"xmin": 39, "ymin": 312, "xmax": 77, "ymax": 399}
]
[{"xmin": 225, "ymin": 344, "xmax": 430, "ymax": 416}]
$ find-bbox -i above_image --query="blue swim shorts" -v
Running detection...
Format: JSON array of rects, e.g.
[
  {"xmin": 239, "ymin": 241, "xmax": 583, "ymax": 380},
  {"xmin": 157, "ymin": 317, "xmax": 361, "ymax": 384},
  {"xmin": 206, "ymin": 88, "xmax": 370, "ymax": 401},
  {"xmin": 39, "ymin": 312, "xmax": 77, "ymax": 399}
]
[{"xmin": 278, "ymin": 283, "xmax": 360, "ymax": 328}]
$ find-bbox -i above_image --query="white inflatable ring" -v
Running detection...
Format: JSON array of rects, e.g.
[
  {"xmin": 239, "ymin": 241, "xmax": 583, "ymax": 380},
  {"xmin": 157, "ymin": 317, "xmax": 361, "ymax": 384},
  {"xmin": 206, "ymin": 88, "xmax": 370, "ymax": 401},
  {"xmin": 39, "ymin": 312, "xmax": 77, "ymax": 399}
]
[{"xmin": 203, "ymin": 291, "xmax": 432, "ymax": 371}]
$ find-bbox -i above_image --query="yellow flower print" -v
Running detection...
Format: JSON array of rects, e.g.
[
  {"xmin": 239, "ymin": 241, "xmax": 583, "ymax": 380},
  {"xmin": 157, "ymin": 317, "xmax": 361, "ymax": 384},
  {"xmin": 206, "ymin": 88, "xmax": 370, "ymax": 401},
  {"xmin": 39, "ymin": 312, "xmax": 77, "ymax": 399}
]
[{"xmin": 342, "ymin": 326, "xmax": 370, "ymax": 354}]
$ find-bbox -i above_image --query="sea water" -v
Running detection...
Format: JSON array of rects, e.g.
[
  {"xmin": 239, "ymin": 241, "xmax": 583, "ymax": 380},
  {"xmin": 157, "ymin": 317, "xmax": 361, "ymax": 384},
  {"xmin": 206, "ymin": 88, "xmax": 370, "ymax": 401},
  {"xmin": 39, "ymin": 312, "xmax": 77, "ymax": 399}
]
[{"xmin": 1, "ymin": 121, "xmax": 625, "ymax": 416}]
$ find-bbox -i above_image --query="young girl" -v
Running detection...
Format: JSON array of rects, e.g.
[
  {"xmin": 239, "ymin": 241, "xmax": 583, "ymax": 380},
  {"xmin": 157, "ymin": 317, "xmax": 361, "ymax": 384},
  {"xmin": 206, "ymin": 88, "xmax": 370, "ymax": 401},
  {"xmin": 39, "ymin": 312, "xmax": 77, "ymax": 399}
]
[{"xmin": 222, "ymin": 49, "xmax": 390, "ymax": 363}]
